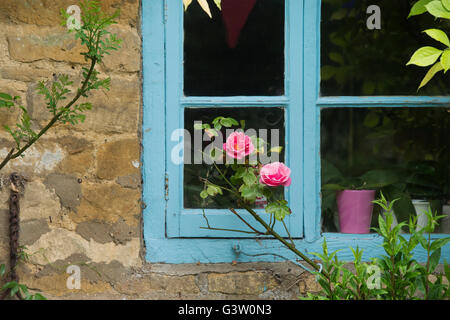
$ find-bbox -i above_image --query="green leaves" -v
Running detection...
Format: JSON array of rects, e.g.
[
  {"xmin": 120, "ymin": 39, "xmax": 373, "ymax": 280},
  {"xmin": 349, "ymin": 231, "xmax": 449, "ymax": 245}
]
[
  {"xmin": 0, "ymin": 92, "xmax": 13, "ymax": 101},
  {"xmin": 408, "ymin": 1, "xmax": 450, "ymax": 89},
  {"xmin": 265, "ymin": 200, "xmax": 291, "ymax": 221},
  {"xmin": 239, "ymin": 183, "xmax": 263, "ymax": 202},
  {"xmin": 0, "ymin": 264, "xmax": 5, "ymax": 278},
  {"xmin": 408, "ymin": 0, "xmax": 433, "ymax": 17},
  {"xmin": 423, "ymin": 29, "xmax": 450, "ymax": 47},
  {"xmin": 68, "ymin": 0, "xmax": 121, "ymax": 62},
  {"xmin": 37, "ymin": 74, "xmax": 73, "ymax": 116},
  {"xmin": 2, "ymin": 99, "xmax": 37, "ymax": 150},
  {"xmin": 308, "ymin": 194, "xmax": 450, "ymax": 300},
  {"xmin": 1, "ymin": 280, "xmax": 47, "ymax": 300},
  {"xmin": 200, "ymin": 183, "xmax": 223, "ymax": 199},
  {"xmin": 407, "ymin": 46, "xmax": 443, "ymax": 67},
  {"xmin": 443, "ymin": 0, "xmax": 450, "ymax": 10},
  {"xmin": 425, "ymin": 0, "xmax": 450, "ymax": 19},
  {"xmin": 441, "ymin": 50, "xmax": 450, "ymax": 71},
  {"xmin": 211, "ymin": 116, "xmax": 239, "ymax": 130},
  {"xmin": 59, "ymin": 102, "xmax": 93, "ymax": 125},
  {"xmin": 418, "ymin": 61, "xmax": 444, "ymax": 90}
]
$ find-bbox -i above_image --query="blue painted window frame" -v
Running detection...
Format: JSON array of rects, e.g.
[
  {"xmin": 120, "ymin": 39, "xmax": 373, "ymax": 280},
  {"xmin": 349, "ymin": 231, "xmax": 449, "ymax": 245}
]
[{"xmin": 142, "ymin": 0, "xmax": 450, "ymax": 263}]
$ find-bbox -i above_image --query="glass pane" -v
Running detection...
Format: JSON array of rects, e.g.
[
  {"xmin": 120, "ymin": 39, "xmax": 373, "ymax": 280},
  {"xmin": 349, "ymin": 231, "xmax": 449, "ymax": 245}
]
[
  {"xmin": 321, "ymin": 0, "xmax": 450, "ymax": 96},
  {"xmin": 321, "ymin": 107, "xmax": 450, "ymax": 234},
  {"xmin": 184, "ymin": 107, "xmax": 285, "ymax": 209},
  {"xmin": 184, "ymin": 0, "xmax": 285, "ymax": 96}
]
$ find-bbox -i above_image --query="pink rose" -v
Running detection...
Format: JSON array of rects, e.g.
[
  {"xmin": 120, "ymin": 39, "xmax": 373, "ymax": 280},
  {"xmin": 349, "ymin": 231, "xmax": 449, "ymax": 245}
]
[
  {"xmin": 259, "ymin": 162, "xmax": 291, "ymax": 187},
  {"xmin": 223, "ymin": 132, "xmax": 255, "ymax": 159}
]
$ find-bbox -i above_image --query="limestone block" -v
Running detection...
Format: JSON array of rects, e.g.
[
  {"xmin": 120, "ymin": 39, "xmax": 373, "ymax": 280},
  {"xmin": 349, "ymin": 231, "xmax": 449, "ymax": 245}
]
[
  {"xmin": 96, "ymin": 138, "xmax": 140, "ymax": 180},
  {"xmin": 208, "ymin": 271, "xmax": 279, "ymax": 295}
]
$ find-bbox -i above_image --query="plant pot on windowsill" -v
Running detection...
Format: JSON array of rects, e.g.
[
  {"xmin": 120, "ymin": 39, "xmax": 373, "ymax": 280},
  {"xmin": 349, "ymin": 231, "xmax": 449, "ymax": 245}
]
[
  {"xmin": 412, "ymin": 199, "xmax": 431, "ymax": 231},
  {"xmin": 321, "ymin": 160, "xmax": 402, "ymax": 234},
  {"xmin": 337, "ymin": 189, "xmax": 376, "ymax": 234},
  {"xmin": 440, "ymin": 203, "xmax": 450, "ymax": 234}
]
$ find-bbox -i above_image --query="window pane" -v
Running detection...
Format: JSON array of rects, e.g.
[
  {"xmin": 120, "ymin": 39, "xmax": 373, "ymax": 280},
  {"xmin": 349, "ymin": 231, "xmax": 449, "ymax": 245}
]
[
  {"xmin": 184, "ymin": 0, "xmax": 285, "ymax": 96},
  {"xmin": 321, "ymin": 107, "xmax": 450, "ymax": 233},
  {"xmin": 321, "ymin": 0, "xmax": 450, "ymax": 96},
  {"xmin": 184, "ymin": 107, "xmax": 285, "ymax": 209}
]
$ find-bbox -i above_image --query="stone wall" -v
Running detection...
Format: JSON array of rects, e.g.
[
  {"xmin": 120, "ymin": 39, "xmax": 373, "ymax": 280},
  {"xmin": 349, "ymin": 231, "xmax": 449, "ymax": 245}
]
[{"xmin": 0, "ymin": 0, "xmax": 318, "ymax": 299}]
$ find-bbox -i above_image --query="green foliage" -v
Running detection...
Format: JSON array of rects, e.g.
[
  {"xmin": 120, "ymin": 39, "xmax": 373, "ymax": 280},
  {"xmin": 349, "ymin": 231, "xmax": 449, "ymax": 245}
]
[
  {"xmin": 265, "ymin": 200, "xmax": 291, "ymax": 221},
  {"xmin": 407, "ymin": 0, "xmax": 450, "ymax": 90},
  {"xmin": 0, "ymin": 0, "xmax": 119, "ymax": 300},
  {"xmin": 321, "ymin": 160, "xmax": 401, "ymax": 191},
  {"xmin": 0, "ymin": 247, "xmax": 47, "ymax": 300},
  {"xmin": 304, "ymin": 194, "xmax": 450, "ymax": 300},
  {"xmin": 196, "ymin": 116, "xmax": 293, "ymax": 234},
  {"xmin": 0, "ymin": 0, "xmax": 121, "ymax": 171},
  {"xmin": 60, "ymin": 0, "xmax": 121, "ymax": 63}
]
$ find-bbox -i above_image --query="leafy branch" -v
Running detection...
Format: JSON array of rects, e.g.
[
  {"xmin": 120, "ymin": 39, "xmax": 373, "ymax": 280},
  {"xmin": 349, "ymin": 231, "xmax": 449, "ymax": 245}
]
[
  {"xmin": 407, "ymin": 0, "xmax": 450, "ymax": 90},
  {"xmin": 0, "ymin": 246, "xmax": 46, "ymax": 300},
  {"xmin": 0, "ymin": 0, "xmax": 121, "ymax": 172}
]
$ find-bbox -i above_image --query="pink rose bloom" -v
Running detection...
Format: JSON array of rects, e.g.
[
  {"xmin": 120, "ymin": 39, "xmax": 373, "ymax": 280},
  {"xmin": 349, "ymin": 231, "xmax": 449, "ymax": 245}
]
[
  {"xmin": 259, "ymin": 162, "xmax": 292, "ymax": 187},
  {"xmin": 223, "ymin": 132, "xmax": 255, "ymax": 159}
]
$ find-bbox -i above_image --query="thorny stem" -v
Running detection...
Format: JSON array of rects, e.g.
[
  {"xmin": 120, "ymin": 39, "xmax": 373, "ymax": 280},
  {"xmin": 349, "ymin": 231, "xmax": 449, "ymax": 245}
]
[
  {"xmin": 425, "ymin": 231, "xmax": 432, "ymax": 299},
  {"xmin": 211, "ymin": 163, "xmax": 329, "ymax": 279},
  {"xmin": 281, "ymin": 219, "xmax": 295, "ymax": 247},
  {"xmin": 0, "ymin": 57, "xmax": 97, "ymax": 172},
  {"xmin": 229, "ymin": 208, "xmax": 265, "ymax": 235}
]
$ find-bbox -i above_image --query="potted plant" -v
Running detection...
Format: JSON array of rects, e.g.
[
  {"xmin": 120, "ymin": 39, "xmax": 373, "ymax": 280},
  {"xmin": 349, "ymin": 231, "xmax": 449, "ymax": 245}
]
[
  {"xmin": 322, "ymin": 160, "xmax": 401, "ymax": 234},
  {"xmin": 381, "ymin": 160, "xmax": 449, "ymax": 232}
]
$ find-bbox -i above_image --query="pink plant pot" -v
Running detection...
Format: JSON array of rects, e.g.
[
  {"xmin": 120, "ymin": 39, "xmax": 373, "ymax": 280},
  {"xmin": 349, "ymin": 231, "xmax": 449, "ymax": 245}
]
[{"xmin": 337, "ymin": 190, "xmax": 376, "ymax": 234}]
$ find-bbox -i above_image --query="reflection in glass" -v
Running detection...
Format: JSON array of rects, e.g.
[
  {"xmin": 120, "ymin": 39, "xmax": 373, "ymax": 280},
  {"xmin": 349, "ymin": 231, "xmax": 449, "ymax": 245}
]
[
  {"xmin": 321, "ymin": 107, "xmax": 450, "ymax": 233},
  {"xmin": 321, "ymin": 0, "xmax": 450, "ymax": 96},
  {"xmin": 184, "ymin": 0, "xmax": 285, "ymax": 96},
  {"xmin": 184, "ymin": 107, "xmax": 285, "ymax": 209}
]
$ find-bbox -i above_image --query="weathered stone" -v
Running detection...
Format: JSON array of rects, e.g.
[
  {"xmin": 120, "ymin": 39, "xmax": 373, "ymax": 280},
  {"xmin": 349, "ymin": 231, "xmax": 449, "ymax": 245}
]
[
  {"xmin": 75, "ymin": 183, "xmax": 140, "ymax": 226},
  {"xmin": 0, "ymin": 0, "xmax": 139, "ymax": 27},
  {"xmin": 48, "ymin": 136, "xmax": 94, "ymax": 175},
  {"xmin": 116, "ymin": 173, "xmax": 141, "ymax": 189},
  {"xmin": 115, "ymin": 273, "xmax": 200, "ymax": 296},
  {"xmin": 55, "ymin": 136, "xmax": 92, "ymax": 155},
  {"xmin": 110, "ymin": 218, "xmax": 139, "ymax": 243},
  {"xmin": 84, "ymin": 260, "xmax": 129, "ymax": 283},
  {"xmin": 0, "ymin": 33, "xmax": 8, "ymax": 65},
  {"xmin": 7, "ymin": 25, "xmax": 86, "ymax": 64},
  {"xmin": 96, "ymin": 139, "xmax": 140, "ymax": 180},
  {"xmin": 74, "ymin": 75, "xmax": 141, "ymax": 134},
  {"xmin": 44, "ymin": 173, "xmax": 82, "ymax": 211},
  {"xmin": 0, "ymin": 209, "xmax": 8, "ymax": 242},
  {"xmin": 101, "ymin": 25, "xmax": 141, "ymax": 73},
  {"xmin": 208, "ymin": 272, "xmax": 279, "ymax": 295},
  {"xmin": 0, "ymin": 142, "xmax": 66, "ymax": 176},
  {"xmin": 76, "ymin": 221, "xmax": 114, "ymax": 244},
  {"xmin": 76, "ymin": 218, "xmax": 139, "ymax": 245},
  {"xmin": 21, "ymin": 180, "xmax": 62, "ymax": 222},
  {"xmin": 0, "ymin": 65, "xmax": 53, "ymax": 83},
  {"xmin": 26, "ymin": 228, "xmax": 141, "ymax": 268},
  {"xmin": 20, "ymin": 219, "xmax": 51, "ymax": 246},
  {"xmin": 21, "ymin": 272, "xmax": 114, "ymax": 297},
  {"xmin": 298, "ymin": 273, "xmax": 322, "ymax": 294},
  {"xmin": 57, "ymin": 150, "xmax": 95, "ymax": 175}
]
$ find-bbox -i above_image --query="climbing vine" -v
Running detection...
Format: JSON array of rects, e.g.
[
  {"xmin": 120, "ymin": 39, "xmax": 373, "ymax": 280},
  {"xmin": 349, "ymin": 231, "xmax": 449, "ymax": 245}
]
[{"xmin": 0, "ymin": 0, "xmax": 121, "ymax": 299}]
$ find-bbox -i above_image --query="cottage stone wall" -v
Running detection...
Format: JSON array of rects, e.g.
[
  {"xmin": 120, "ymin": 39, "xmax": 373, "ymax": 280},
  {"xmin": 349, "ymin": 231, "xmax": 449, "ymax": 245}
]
[{"xmin": 0, "ymin": 0, "xmax": 318, "ymax": 299}]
